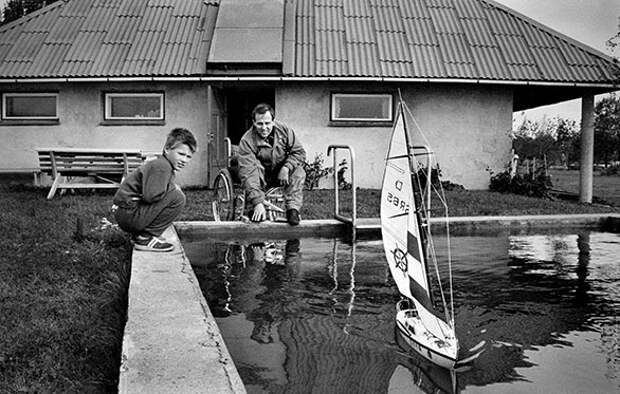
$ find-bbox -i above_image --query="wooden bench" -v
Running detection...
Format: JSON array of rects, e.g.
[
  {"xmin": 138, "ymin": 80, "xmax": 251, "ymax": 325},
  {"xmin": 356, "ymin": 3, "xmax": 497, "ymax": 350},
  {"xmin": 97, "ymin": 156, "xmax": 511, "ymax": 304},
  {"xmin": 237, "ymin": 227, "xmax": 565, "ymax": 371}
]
[
  {"xmin": 0, "ymin": 167, "xmax": 42, "ymax": 185},
  {"xmin": 36, "ymin": 148, "xmax": 144, "ymax": 199}
]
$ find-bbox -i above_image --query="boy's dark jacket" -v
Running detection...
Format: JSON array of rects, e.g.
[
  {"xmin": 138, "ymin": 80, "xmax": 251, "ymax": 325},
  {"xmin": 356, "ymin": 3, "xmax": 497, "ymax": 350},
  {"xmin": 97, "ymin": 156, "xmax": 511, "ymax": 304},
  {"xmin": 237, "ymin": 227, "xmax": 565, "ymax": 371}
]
[{"xmin": 113, "ymin": 155, "xmax": 176, "ymax": 209}]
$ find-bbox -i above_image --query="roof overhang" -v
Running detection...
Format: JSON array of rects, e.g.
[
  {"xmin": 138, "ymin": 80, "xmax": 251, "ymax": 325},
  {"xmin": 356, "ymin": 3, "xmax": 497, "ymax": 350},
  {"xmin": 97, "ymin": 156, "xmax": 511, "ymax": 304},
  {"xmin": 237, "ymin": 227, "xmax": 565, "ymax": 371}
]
[
  {"xmin": 0, "ymin": 76, "xmax": 615, "ymax": 112},
  {"xmin": 513, "ymin": 85, "xmax": 618, "ymax": 112},
  {"xmin": 0, "ymin": 76, "xmax": 616, "ymax": 89}
]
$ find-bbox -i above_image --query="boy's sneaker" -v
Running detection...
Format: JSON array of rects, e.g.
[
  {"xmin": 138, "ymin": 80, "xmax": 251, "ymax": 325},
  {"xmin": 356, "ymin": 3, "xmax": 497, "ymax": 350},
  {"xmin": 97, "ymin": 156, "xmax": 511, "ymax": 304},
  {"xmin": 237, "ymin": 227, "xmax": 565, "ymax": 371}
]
[
  {"xmin": 133, "ymin": 235, "xmax": 174, "ymax": 252},
  {"xmin": 286, "ymin": 209, "xmax": 300, "ymax": 226}
]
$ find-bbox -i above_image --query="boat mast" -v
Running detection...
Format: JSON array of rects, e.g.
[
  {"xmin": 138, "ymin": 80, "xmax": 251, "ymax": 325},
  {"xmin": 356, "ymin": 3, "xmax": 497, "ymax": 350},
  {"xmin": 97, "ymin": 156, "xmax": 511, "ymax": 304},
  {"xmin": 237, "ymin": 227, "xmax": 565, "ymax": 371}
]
[{"xmin": 401, "ymin": 102, "xmax": 435, "ymax": 307}]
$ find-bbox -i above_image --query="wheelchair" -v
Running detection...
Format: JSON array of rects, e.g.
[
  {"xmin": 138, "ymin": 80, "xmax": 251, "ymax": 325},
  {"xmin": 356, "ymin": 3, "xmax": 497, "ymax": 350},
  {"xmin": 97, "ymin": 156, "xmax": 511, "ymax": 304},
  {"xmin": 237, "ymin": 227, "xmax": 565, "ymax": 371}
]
[{"xmin": 211, "ymin": 140, "xmax": 286, "ymax": 222}]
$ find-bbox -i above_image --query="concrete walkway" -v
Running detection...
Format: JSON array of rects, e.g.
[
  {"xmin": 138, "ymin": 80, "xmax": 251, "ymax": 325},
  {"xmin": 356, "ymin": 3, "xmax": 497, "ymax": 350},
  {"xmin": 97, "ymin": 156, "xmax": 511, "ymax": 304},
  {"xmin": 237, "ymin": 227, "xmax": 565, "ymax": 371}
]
[
  {"xmin": 118, "ymin": 226, "xmax": 246, "ymax": 394},
  {"xmin": 119, "ymin": 213, "xmax": 620, "ymax": 393}
]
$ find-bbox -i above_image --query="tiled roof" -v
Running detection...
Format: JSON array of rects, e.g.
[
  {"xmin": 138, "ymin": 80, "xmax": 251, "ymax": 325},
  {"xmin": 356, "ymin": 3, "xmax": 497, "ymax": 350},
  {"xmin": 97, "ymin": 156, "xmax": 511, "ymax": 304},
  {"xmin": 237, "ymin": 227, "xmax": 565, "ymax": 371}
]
[
  {"xmin": 0, "ymin": 0, "xmax": 617, "ymax": 85},
  {"xmin": 0, "ymin": 0, "xmax": 219, "ymax": 78},
  {"xmin": 290, "ymin": 0, "xmax": 620, "ymax": 84}
]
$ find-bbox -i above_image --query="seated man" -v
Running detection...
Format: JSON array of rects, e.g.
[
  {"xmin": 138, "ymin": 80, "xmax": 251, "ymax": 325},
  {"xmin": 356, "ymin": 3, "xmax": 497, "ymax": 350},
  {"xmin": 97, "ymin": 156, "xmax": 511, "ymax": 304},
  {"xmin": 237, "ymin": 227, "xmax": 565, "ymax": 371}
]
[{"xmin": 238, "ymin": 103, "xmax": 306, "ymax": 225}]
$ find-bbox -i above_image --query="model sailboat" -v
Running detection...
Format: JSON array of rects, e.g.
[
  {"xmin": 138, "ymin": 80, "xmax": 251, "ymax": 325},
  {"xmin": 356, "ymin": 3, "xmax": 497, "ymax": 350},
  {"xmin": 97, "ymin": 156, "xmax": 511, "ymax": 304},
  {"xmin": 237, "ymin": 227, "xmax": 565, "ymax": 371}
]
[{"xmin": 380, "ymin": 100, "xmax": 458, "ymax": 369}]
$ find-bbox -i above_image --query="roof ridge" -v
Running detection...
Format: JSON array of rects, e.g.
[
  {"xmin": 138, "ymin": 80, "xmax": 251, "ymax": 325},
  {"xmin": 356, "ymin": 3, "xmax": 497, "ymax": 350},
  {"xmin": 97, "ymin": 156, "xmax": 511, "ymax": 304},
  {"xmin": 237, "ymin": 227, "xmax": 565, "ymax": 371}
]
[
  {"xmin": 480, "ymin": 0, "xmax": 618, "ymax": 64},
  {"xmin": 0, "ymin": 0, "xmax": 66, "ymax": 35}
]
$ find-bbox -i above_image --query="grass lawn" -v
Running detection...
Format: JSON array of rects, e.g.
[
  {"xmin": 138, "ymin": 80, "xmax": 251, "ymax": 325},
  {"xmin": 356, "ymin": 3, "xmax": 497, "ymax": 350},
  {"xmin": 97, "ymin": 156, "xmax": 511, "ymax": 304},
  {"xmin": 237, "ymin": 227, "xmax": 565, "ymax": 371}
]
[
  {"xmin": 182, "ymin": 186, "xmax": 620, "ymax": 221},
  {"xmin": 549, "ymin": 168, "xmax": 620, "ymax": 207},
  {"xmin": 0, "ymin": 187, "xmax": 131, "ymax": 393},
  {"xmin": 1, "ymin": 182, "xmax": 619, "ymax": 392}
]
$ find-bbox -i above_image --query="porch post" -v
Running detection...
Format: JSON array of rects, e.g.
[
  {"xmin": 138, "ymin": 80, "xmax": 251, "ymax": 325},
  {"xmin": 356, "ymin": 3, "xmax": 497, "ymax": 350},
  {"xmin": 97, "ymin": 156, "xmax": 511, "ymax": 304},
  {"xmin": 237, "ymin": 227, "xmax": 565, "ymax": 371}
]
[{"xmin": 579, "ymin": 94, "xmax": 594, "ymax": 203}]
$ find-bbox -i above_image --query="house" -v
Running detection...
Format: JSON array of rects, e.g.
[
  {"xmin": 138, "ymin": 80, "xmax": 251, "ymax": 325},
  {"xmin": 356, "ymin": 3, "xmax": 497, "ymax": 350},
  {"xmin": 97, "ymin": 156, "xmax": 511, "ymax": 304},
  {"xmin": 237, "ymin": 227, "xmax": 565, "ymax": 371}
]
[{"xmin": 0, "ymin": 0, "xmax": 618, "ymax": 189}]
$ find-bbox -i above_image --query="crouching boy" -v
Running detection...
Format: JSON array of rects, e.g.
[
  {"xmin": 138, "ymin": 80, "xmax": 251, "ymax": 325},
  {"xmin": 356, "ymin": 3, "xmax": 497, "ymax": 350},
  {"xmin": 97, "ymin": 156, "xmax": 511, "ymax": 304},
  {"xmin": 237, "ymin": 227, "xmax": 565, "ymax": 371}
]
[{"xmin": 112, "ymin": 128, "xmax": 197, "ymax": 252}]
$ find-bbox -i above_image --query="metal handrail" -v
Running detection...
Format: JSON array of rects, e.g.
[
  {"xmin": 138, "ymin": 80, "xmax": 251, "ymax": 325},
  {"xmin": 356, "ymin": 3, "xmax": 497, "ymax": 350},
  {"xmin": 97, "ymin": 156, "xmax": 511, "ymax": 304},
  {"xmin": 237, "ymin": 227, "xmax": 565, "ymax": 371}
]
[{"xmin": 327, "ymin": 145, "xmax": 357, "ymax": 239}]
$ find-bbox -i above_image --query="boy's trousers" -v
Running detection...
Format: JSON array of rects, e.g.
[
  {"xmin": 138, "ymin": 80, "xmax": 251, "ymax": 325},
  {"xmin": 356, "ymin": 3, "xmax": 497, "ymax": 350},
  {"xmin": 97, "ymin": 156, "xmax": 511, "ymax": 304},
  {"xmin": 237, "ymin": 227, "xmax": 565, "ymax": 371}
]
[{"xmin": 114, "ymin": 188, "xmax": 186, "ymax": 237}]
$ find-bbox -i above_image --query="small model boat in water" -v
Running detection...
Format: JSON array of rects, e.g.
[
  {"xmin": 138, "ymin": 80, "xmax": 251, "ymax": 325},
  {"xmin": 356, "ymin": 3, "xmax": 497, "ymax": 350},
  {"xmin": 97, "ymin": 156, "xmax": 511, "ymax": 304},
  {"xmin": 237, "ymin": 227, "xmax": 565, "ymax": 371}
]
[
  {"xmin": 394, "ymin": 299, "xmax": 458, "ymax": 369},
  {"xmin": 381, "ymin": 99, "xmax": 465, "ymax": 370}
]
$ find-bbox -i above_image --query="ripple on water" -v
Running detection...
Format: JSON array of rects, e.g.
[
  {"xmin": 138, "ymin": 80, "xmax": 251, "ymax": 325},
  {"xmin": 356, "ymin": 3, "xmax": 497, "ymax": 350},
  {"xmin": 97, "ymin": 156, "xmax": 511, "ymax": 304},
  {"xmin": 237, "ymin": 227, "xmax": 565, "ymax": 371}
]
[{"xmin": 183, "ymin": 231, "xmax": 620, "ymax": 394}]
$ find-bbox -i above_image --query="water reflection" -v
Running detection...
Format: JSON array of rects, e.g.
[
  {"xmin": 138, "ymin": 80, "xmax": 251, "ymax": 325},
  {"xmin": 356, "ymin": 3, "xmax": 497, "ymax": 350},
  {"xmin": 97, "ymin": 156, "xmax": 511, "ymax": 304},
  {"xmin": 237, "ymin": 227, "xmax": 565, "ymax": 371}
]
[
  {"xmin": 185, "ymin": 231, "xmax": 620, "ymax": 393},
  {"xmin": 576, "ymin": 232, "xmax": 590, "ymax": 303},
  {"xmin": 245, "ymin": 239, "xmax": 300, "ymax": 344},
  {"xmin": 328, "ymin": 239, "xmax": 357, "ymax": 334}
]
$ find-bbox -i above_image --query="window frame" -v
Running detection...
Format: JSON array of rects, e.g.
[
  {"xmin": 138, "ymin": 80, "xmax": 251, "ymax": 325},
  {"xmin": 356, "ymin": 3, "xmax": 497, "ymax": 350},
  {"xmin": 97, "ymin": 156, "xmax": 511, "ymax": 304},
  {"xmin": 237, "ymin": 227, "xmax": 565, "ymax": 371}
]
[
  {"xmin": 103, "ymin": 92, "xmax": 165, "ymax": 123},
  {"xmin": 329, "ymin": 92, "xmax": 394, "ymax": 124},
  {"xmin": 2, "ymin": 92, "xmax": 59, "ymax": 121}
]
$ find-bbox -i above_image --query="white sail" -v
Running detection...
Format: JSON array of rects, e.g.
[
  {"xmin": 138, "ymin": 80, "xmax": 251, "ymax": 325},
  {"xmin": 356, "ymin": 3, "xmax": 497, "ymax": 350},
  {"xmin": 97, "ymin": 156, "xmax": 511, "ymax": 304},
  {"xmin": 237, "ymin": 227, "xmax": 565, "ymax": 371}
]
[{"xmin": 381, "ymin": 105, "xmax": 454, "ymax": 341}]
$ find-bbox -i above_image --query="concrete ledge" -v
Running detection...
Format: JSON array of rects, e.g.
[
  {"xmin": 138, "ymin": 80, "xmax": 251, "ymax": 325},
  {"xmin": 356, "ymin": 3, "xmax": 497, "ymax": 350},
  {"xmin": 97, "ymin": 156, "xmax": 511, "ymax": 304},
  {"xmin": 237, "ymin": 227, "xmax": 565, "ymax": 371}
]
[
  {"xmin": 119, "ymin": 226, "xmax": 246, "ymax": 394},
  {"xmin": 177, "ymin": 213, "xmax": 620, "ymax": 239},
  {"xmin": 175, "ymin": 219, "xmax": 349, "ymax": 240},
  {"xmin": 443, "ymin": 212, "xmax": 620, "ymax": 224},
  {"xmin": 434, "ymin": 213, "xmax": 620, "ymax": 234}
]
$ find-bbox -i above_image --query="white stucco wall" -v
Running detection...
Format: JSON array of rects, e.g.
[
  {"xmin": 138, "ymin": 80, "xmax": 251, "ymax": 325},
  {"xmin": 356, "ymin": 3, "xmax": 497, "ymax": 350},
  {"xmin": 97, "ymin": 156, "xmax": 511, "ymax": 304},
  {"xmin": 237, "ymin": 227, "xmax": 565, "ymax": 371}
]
[
  {"xmin": 275, "ymin": 82, "xmax": 513, "ymax": 190},
  {"xmin": 2, "ymin": 82, "xmax": 210, "ymax": 186},
  {"xmin": 3, "ymin": 80, "xmax": 513, "ymax": 189}
]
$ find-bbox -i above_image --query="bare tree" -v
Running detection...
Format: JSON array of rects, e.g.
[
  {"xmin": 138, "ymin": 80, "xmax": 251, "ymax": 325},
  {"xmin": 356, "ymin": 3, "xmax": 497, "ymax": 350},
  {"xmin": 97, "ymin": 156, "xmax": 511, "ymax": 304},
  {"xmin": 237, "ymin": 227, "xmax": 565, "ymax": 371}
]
[{"xmin": 1, "ymin": 0, "xmax": 56, "ymax": 25}]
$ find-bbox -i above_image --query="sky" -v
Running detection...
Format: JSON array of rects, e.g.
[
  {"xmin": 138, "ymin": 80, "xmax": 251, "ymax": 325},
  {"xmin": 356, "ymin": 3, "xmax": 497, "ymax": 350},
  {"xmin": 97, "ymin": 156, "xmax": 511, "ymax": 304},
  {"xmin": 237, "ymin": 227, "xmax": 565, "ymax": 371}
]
[{"xmin": 494, "ymin": 0, "xmax": 620, "ymax": 123}]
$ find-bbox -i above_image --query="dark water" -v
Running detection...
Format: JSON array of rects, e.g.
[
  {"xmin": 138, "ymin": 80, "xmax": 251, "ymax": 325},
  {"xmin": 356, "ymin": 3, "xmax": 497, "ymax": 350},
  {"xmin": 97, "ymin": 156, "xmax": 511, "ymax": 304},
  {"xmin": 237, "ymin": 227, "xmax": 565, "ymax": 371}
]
[{"xmin": 183, "ymin": 231, "xmax": 620, "ymax": 394}]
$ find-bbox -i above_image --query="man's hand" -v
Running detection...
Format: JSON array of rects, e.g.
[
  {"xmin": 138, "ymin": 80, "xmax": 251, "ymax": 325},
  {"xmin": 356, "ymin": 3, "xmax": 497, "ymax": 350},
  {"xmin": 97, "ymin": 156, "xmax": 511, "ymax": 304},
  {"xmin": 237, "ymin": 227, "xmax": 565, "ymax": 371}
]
[
  {"xmin": 278, "ymin": 166, "xmax": 290, "ymax": 186},
  {"xmin": 252, "ymin": 202, "xmax": 267, "ymax": 222}
]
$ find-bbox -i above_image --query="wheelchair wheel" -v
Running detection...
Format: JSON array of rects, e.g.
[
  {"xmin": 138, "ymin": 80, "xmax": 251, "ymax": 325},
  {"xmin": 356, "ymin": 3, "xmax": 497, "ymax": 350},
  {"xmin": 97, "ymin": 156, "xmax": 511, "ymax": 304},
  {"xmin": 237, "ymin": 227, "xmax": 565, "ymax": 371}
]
[{"xmin": 212, "ymin": 169, "xmax": 235, "ymax": 221}]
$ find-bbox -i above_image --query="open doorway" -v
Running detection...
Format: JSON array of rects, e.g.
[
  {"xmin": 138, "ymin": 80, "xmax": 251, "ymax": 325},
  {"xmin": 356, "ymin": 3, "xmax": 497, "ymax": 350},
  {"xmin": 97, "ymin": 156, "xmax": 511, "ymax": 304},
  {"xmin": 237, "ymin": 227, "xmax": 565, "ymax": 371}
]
[{"xmin": 226, "ymin": 86, "xmax": 275, "ymax": 144}]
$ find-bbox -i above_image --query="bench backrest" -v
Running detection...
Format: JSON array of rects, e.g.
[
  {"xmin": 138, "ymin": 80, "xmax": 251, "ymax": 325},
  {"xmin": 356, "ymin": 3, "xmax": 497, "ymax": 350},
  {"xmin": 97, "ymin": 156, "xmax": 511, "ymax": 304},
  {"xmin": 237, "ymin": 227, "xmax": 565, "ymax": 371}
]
[{"xmin": 37, "ymin": 149, "xmax": 143, "ymax": 177}]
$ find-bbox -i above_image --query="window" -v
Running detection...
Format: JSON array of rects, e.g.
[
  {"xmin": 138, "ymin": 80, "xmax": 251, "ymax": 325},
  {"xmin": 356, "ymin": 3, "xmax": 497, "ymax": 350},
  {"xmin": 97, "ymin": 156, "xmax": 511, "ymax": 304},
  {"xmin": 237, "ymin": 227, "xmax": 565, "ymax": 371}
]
[
  {"xmin": 104, "ymin": 93, "xmax": 164, "ymax": 121},
  {"xmin": 331, "ymin": 93, "xmax": 393, "ymax": 122},
  {"xmin": 2, "ymin": 93, "xmax": 58, "ymax": 120}
]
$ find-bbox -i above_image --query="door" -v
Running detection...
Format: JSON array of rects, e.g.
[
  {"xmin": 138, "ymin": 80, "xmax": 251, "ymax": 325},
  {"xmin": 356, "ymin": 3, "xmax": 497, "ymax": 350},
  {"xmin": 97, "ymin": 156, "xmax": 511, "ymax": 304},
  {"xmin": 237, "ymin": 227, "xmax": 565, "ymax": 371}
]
[{"xmin": 207, "ymin": 85, "xmax": 229, "ymax": 186}]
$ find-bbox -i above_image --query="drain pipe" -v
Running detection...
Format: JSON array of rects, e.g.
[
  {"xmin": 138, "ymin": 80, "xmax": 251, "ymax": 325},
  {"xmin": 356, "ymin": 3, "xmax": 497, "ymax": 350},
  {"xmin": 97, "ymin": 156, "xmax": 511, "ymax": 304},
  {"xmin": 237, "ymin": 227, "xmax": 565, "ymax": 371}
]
[{"xmin": 327, "ymin": 145, "xmax": 357, "ymax": 240}]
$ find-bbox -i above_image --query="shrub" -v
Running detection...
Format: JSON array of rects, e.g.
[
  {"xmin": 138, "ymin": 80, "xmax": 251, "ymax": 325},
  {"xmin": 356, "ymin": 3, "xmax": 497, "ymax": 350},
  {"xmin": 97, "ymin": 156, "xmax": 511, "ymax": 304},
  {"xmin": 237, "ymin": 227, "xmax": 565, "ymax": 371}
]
[
  {"xmin": 303, "ymin": 154, "xmax": 332, "ymax": 190},
  {"xmin": 337, "ymin": 158, "xmax": 351, "ymax": 190},
  {"xmin": 441, "ymin": 180, "xmax": 465, "ymax": 191},
  {"xmin": 416, "ymin": 166, "xmax": 465, "ymax": 192},
  {"xmin": 489, "ymin": 166, "xmax": 553, "ymax": 198},
  {"xmin": 599, "ymin": 164, "xmax": 620, "ymax": 176},
  {"xmin": 302, "ymin": 155, "xmax": 353, "ymax": 191}
]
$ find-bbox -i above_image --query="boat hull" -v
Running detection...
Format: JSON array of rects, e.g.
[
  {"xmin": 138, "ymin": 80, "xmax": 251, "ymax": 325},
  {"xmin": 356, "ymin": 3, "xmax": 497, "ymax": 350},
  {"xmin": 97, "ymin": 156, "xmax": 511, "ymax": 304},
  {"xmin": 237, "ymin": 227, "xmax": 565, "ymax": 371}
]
[{"xmin": 395, "ymin": 308, "xmax": 458, "ymax": 370}]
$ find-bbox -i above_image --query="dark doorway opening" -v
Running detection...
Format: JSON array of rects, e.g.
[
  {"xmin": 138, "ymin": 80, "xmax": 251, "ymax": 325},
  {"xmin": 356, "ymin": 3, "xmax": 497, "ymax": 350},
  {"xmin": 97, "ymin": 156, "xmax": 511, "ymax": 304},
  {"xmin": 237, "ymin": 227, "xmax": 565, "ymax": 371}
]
[{"xmin": 226, "ymin": 86, "xmax": 275, "ymax": 145}]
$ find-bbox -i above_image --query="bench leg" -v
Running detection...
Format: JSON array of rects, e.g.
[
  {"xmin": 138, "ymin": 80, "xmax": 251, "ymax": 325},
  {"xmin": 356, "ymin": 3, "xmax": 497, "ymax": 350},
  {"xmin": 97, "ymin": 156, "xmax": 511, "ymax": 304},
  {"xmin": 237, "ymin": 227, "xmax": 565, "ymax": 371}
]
[
  {"xmin": 47, "ymin": 175, "xmax": 63, "ymax": 199},
  {"xmin": 33, "ymin": 171, "xmax": 41, "ymax": 187}
]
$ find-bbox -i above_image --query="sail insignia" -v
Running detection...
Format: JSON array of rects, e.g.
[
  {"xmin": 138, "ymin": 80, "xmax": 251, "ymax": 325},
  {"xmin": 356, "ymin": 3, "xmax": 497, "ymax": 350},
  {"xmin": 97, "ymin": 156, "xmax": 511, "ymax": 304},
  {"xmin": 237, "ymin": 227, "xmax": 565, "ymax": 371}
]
[{"xmin": 392, "ymin": 247, "xmax": 408, "ymax": 273}]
